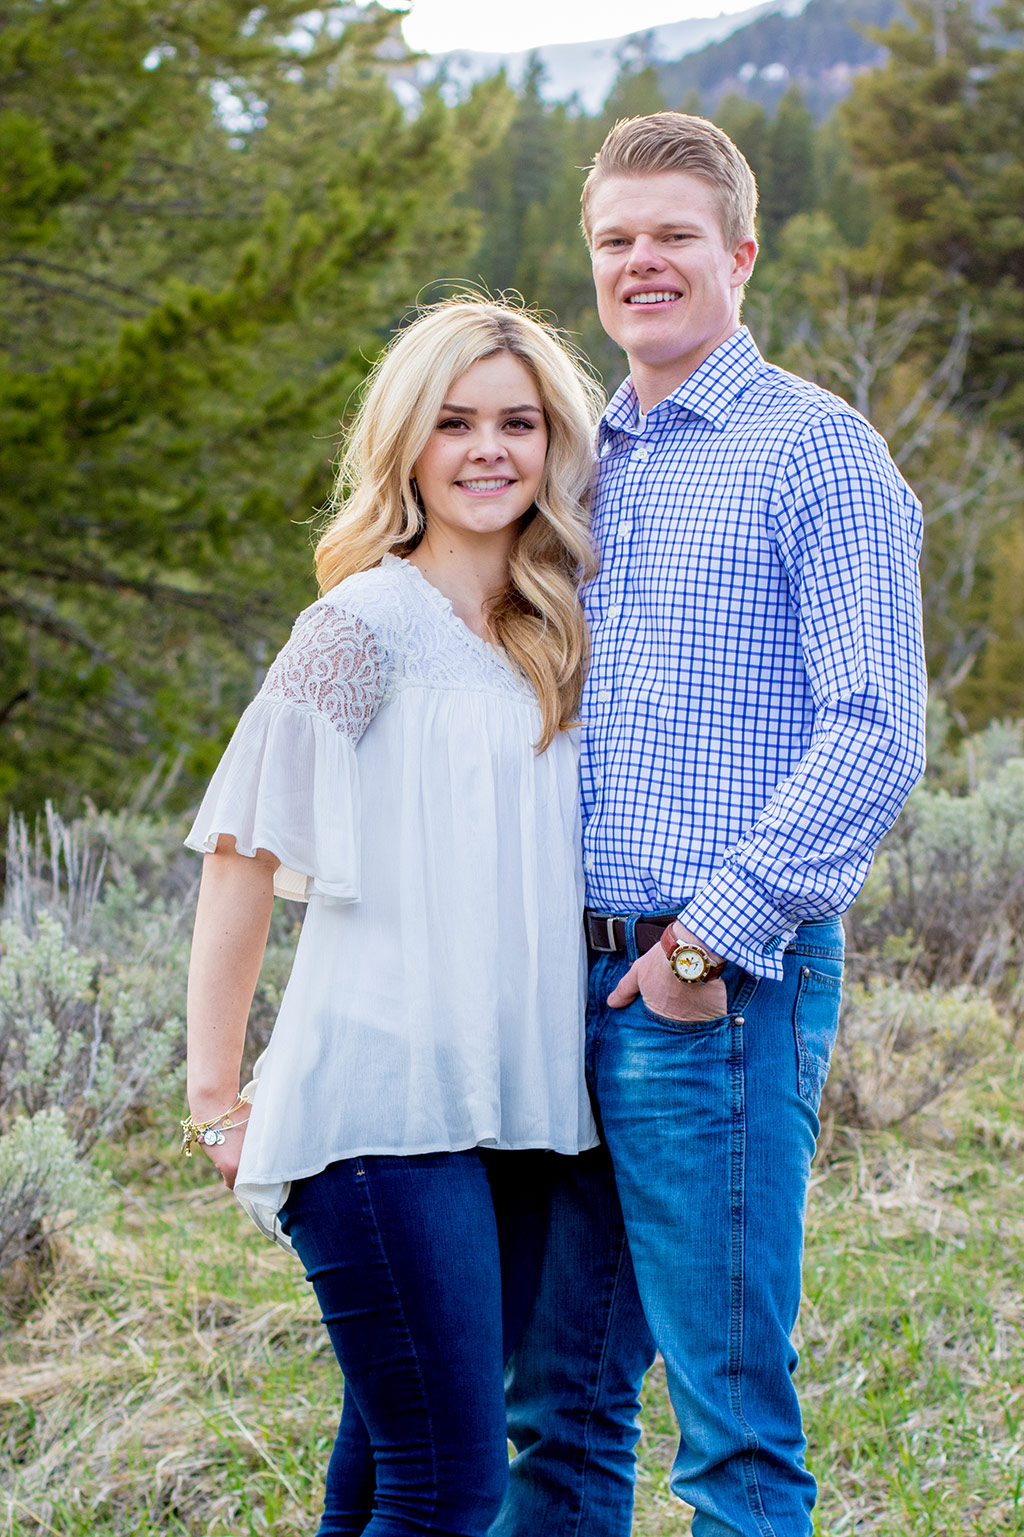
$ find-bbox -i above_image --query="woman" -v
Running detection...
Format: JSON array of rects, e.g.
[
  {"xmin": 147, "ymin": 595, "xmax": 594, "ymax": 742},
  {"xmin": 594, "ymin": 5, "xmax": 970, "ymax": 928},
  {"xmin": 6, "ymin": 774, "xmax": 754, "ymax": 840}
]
[{"xmin": 183, "ymin": 298, "xmax": 604, "ymax": 1535}]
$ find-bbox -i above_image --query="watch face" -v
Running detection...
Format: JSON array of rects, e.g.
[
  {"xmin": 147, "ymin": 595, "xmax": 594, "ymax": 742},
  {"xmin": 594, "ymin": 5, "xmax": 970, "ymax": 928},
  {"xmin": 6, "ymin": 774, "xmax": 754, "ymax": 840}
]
[{"xmin": 672, "ymin": 947, "xmax": 707, "ymax": 983}]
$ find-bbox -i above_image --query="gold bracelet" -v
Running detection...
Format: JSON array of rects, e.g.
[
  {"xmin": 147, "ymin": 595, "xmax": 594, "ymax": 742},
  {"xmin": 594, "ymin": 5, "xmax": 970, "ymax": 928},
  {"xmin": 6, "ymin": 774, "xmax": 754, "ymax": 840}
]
[{"xmin": 180, "ymin": 1094, "xmax": 251, "ymax": 1157}]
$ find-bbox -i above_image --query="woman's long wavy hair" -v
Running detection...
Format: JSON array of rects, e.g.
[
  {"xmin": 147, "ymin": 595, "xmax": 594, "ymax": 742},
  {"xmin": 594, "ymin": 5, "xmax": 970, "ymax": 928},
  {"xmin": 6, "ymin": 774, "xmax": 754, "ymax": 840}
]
[{"xmin": 315, "ymin": 298, "xmax": 604, "ymax": 751}]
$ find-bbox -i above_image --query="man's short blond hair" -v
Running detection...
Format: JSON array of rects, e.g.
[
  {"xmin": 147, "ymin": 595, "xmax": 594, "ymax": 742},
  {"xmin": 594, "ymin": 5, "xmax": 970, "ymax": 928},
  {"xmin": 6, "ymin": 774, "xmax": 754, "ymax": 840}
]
[{"xmin": 581, "ymin": 112, "xmax": 758, "ymax": 251}]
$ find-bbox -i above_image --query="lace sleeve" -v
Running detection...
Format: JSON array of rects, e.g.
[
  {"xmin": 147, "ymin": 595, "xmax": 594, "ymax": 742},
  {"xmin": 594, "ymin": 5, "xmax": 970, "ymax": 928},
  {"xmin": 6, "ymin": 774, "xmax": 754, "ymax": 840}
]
[
  {"xmin": 184, "ymin": 603, "xmax": 390, "ymax": 902},
  {"xmin": 258, "ymin": 604, "xmax": 390, "ymax": 745}
]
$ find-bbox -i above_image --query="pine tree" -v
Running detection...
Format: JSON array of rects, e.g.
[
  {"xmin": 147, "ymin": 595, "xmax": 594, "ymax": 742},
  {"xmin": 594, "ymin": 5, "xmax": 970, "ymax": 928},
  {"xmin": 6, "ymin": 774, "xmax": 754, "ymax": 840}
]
[
  {"xmin": 759, "ymin": 87, "xmax": 818, "ymax": 254},
  {"xmin": 841, "ymin": 0, "xmax": 1024, "ymax": 433},
  {"xmin": 0, "ymin": 0, "xmax": 480, "ymax": 817}
]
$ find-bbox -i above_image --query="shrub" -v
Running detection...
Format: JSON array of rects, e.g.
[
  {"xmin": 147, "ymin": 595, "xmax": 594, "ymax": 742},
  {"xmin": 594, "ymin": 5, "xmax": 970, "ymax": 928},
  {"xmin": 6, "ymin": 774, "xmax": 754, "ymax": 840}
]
[
  {"xmin": 0, "ymin": 802, "xmax": 302, "ymax": 1275},
  {"xmin": 0, "ymin": 909, "xmax": 181, "ymax": 1148},
  {"xmin": 0, "ymin": 1107, "xmax": 110, "ymax": 1273},
  {"xmin": 825, "ymin": 980, "xmax": 1005, "ymax": 1130},
  {"xmin": 0, "ymin": 805, "xmax": 192, "ymax": 1275},
  {"xmin": 847, "ymin": 724, "xmax": 1024, "ymax": 1008}
]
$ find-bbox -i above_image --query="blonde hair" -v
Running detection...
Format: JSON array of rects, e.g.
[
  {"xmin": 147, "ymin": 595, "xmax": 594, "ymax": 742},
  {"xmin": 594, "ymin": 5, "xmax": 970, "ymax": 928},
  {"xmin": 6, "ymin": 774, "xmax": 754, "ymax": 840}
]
[
  {"xmin": 582, "ymin": 112, "xmax": 758, "ymax": 250},
  {"xmin": 315, "ymin": 298, "xmax": 604, "ymax": 751}
]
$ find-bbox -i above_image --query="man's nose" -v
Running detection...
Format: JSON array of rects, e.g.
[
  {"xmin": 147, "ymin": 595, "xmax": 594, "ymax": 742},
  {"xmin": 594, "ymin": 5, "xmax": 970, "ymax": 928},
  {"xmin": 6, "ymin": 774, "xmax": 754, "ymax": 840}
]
[{"xmin": 627, "ymin": 236, "xmax": 665, "ymax": 271}]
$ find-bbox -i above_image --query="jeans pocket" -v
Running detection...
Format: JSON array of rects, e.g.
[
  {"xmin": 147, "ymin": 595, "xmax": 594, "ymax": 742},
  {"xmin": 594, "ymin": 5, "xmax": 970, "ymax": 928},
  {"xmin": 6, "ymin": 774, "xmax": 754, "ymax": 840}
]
[
  {"xmin": 637, "ymin": 959, "xmax": 757, "ymax": 1033},
  {"xmin": 639, "ymin": 999, "xmax": 733, "ymax": 1032},
  {"xmin": 793, "ymin": 964, "xmax": 842, "ymax": 1110}
]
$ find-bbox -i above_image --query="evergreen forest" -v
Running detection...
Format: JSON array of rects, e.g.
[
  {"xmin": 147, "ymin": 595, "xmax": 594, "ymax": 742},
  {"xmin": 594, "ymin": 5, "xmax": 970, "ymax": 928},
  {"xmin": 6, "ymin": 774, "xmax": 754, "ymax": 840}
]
[{"xmin": 3, "ymin": 0, "xmax": 1024, "ymax": 821}]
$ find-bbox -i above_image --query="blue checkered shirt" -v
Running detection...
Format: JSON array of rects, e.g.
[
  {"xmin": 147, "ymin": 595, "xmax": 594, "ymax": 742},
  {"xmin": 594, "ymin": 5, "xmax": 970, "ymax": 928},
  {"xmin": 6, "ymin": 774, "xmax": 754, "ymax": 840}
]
[{"xmin": 581, "ymin": 327, "xmax": 927, "ymax": 980}]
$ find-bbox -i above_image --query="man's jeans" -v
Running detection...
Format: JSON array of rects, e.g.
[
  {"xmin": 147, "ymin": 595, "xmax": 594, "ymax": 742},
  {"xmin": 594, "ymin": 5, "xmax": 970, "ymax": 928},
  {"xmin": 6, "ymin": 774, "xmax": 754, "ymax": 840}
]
[{"xmin": 495, "ymin": 917, "xmax": 844, "ymax": 1537}]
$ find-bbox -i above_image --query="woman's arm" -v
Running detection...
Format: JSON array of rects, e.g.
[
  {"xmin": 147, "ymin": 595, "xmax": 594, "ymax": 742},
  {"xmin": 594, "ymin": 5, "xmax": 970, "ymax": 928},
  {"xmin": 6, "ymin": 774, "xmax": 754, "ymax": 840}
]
[{"xmin": 186, "ymin": 833, "xmax": 279, "ymax": 1187}]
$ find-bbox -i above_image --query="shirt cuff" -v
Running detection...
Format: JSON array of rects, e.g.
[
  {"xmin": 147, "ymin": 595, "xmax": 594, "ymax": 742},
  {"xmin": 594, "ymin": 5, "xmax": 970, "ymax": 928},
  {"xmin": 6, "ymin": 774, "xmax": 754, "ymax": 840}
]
[{"xmin": 680, "ymin": 871, "xmax": 797, "ymax": 982}]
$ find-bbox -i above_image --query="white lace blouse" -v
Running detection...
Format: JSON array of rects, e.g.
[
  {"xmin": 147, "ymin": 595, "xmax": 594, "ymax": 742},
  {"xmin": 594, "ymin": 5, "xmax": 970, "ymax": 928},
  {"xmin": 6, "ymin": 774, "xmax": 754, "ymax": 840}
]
[{"xmin": 186, "ymin": 556, "xmax": 597, "ymax": 1242}]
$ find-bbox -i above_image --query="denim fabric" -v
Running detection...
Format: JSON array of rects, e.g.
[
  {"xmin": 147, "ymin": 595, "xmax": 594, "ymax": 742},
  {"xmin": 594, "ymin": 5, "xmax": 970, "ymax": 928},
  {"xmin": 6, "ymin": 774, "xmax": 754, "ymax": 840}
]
[
  {"xmin": 498, "ymin": 919, "xmax": 843, "ymax": 1537},
  {"xmin": 281, "ymin": 1148, "xmax": 550, "ymax": 1537},
  {"xmin": 492, "ymin": 1147, "xmax": 656, "ymax": 1537}
]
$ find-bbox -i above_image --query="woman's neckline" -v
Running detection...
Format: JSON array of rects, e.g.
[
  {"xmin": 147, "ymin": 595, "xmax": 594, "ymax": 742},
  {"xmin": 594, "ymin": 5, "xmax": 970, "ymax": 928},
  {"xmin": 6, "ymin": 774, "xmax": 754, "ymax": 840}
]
[{"xmin": 381, "ymin": 554, "xmax": 514, "ymax": 669}]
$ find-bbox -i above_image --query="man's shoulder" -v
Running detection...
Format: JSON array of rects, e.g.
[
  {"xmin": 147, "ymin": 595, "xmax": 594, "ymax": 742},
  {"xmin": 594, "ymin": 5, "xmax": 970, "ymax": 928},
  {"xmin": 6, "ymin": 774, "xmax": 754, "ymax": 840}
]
[{"xmin": 741, "ymin": 360, "xmax": 870, "ymax": 441}]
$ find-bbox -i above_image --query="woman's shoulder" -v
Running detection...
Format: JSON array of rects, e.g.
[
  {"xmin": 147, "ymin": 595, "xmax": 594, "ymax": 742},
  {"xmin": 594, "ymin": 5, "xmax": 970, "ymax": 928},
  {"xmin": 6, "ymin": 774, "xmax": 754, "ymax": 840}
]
[{"xmin": 315, "ymin": 557, "xmax": 413, "ymax": 636}]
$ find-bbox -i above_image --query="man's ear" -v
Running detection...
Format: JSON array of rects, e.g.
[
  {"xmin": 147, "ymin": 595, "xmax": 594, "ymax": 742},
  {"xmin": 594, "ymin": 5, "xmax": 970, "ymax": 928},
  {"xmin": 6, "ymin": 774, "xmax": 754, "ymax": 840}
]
[{"xmin": 732, "ymin": 237, "xmax": 758, "ymax": 288}]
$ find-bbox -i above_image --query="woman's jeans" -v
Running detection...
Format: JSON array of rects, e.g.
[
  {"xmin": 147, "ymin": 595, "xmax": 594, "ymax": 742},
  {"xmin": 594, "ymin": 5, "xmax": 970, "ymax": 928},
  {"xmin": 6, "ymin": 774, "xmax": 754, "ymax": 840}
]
[
  {"xmin": 496, "ymin": 917, "xmax": 844, "ymax": 1537},
  {"xmin": 280, "ymin": 1147, "xmax": 551, "ymax": 1537}
]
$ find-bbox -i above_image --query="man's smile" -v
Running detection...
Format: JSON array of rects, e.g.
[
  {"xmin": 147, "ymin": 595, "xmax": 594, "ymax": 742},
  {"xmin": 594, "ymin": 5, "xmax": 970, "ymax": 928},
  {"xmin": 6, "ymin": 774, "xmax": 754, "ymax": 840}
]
[{"xmin": 624, "ymin": 290, "xmax": 682, "ymax": 306}]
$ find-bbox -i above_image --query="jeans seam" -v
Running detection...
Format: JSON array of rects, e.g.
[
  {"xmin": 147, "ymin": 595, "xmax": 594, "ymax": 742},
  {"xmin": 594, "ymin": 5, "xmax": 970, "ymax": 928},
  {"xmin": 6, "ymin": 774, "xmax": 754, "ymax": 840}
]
[
  {"xmin": 570, "ymin": 1229, "xmax": 635, "ymax": 1537},
  {"xmin": 358, "ymin": 1169, "xmax": 439, "ymax": 1528},
  {"xmin": 727, "ymin": 1014, "xmax": 778, "ymax": 1537}
]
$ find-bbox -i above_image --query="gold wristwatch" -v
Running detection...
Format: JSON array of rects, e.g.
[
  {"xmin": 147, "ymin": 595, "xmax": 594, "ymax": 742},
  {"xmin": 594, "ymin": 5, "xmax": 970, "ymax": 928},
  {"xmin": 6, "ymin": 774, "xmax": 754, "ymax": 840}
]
[{"xmin": 660, "ymin": 926, "xmax": 726, "ymax": 985}]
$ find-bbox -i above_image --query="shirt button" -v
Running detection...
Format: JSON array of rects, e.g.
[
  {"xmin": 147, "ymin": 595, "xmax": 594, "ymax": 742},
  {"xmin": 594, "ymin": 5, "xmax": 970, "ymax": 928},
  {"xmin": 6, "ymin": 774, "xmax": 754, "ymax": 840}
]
[
  {"xmin": 633, "ymin": 445, "xmax": 649, "ymax": 461},
  {"xmin": 606, "ymin": 603, "xmax": 621, "ymax": 619},
  {"xmin": 584, "ymin": 854, "xmax": 595, "ymax": 873},
  {"xmin": 616, "ymin": 518, "xmax": 633, "ymax": 536},
  {"xmin": 596, "ymin": 689, "xmax": 612, "ymax": 703}
]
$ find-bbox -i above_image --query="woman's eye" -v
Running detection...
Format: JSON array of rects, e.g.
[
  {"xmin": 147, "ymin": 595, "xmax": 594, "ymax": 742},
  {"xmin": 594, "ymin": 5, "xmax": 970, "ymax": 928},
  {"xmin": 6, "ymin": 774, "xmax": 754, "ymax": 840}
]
[
  {"xmin": 505, "ymin": 418, "xmax": 536, "ymax": 432},
  {"xmin": 438, "ymin": 417, "xmax": 467, "ymax": 431}
]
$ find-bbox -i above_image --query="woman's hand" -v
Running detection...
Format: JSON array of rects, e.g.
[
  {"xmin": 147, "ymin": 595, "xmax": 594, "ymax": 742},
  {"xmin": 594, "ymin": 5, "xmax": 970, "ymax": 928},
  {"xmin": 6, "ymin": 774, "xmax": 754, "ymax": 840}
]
[{"xmin": 188, "ymin": 1089, "xmax": 250, "ymax": 1190}]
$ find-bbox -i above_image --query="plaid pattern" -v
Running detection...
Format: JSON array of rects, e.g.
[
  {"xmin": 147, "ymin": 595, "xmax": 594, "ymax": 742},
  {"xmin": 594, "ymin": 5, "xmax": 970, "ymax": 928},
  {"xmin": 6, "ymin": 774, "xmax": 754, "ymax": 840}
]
[{"xmin": 580, "ymin": 328, "xmax": 927, "ymax": 980}]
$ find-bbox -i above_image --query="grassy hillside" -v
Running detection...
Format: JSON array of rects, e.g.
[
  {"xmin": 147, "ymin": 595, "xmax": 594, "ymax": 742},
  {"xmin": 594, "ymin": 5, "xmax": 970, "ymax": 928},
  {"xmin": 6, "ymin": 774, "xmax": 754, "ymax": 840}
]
[{"xmin": 2, "ymin": 1062, "xmax": 1021, "ymax": 1536}]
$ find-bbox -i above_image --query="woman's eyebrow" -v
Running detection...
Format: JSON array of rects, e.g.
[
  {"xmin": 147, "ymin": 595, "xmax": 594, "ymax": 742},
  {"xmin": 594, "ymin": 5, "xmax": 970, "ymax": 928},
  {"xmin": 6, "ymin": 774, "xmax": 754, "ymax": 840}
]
[{"xmin": 439, "ymin": 402, "xmax": 543, "ymax": 414}]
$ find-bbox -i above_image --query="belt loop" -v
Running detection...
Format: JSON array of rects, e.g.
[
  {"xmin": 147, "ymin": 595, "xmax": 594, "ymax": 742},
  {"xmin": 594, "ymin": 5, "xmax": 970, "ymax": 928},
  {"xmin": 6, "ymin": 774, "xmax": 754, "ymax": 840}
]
[{"xmin": 625, "ymin": 915, "xmax": 642, "ymax": 964}]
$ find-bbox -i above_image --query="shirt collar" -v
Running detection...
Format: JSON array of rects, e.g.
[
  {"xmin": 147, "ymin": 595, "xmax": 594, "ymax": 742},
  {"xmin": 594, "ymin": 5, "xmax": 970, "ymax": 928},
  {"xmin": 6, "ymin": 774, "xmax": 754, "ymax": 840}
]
[{"xmin": 599, "ymin": 327, "xmax": 766, "ymax": 445}]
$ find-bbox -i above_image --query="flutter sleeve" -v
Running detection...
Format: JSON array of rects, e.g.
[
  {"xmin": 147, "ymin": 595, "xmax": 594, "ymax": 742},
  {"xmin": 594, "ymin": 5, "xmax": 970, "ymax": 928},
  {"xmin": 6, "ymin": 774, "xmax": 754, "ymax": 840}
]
[{"xmin": 185, "ymin": 601, "xmax": 391, "ymax": 902}]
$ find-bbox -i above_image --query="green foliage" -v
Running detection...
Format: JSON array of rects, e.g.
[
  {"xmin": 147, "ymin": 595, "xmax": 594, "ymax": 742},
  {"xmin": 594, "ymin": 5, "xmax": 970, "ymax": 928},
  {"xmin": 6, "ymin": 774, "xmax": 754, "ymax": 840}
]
[
  {"xmin": 5, "ymin": 0, "xmax": 1024, "ymax": 806},
  {"xmin": 848, "ymin": 724, "xmax": 1024, "ymax": 1005},
  {"xmin": 758, "ymin": 87, "xmax": 818, "ymax": 254},
  {"xmin": 0, "ymin": 0, "xmax": 481, "ymax": 821},
  {"xmin": 0, "ymin": 908, "xmax": 180, "ymax": 1143},
  {"xmin": 714, "ymin": 93, "xmax": 769, "ymax": 188},
  {"xmin": 0, "ymin": 1106, "xmax": 110, "ymax": 1274},
  {"xmin": 824, "ymin": 980, "xmax": 1004, "ymax": 1128},
  {"xmin": 958, "ymin": 522, "xmax": 1024, "ymax": 724},
  {"xmin": 766, "ymin": 280, "xmax": 1024, "ymax": 706},
  {"xmin": 842, "ymin": 0, "xmax": 1024, "ymax": 432},
  {"xmin": 0, "ymin": 807, "xmax": 189, "ymax": 1151},
  {"xmin": 0, "ymin": 801, "xmax": 301, "ymax": 1274}
]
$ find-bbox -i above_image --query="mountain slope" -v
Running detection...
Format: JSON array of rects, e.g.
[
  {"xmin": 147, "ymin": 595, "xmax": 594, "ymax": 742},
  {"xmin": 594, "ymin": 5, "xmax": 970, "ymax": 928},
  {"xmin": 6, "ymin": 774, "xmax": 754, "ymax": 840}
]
[
  {"xmin": 419, "ymin": 4, "xmax": 785, "ymax": 111},
  {"xmin": 658, "ymin": 0, "xmax": 901, "ymax": 114}
]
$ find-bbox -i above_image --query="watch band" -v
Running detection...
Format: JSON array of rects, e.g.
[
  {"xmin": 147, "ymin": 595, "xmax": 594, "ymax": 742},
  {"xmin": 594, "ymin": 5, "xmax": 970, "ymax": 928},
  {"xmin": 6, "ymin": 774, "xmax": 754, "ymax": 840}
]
[{"xmin": 660, "ymin": 926, "xmax": 726, "ymax": 984}]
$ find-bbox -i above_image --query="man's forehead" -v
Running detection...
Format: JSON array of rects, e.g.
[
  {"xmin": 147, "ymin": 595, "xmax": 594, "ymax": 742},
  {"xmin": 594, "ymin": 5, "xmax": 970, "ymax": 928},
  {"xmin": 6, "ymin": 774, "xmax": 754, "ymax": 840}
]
[{"xmin": 588, "ymin": 172, "xmax": 722, "ymax": 233}]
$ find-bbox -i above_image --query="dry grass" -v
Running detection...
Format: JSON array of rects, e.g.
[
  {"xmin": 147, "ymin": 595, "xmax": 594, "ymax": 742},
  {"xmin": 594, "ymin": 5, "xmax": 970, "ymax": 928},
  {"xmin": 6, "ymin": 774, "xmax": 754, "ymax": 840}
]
[{"xmin": 1, "ymin": 1061, "xmax": 1023, "ymax": 1536}]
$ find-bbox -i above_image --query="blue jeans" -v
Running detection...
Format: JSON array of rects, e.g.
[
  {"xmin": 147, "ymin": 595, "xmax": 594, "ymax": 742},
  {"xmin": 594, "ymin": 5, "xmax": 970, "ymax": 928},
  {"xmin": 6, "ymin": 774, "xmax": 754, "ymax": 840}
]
[
  {"xmin": 281, "ymin": 1148, "xmax": 551, "ymax": 1537},
  {"xmin": 496, "ymin": 918, "xmax": 843, "ymax": 1537}
]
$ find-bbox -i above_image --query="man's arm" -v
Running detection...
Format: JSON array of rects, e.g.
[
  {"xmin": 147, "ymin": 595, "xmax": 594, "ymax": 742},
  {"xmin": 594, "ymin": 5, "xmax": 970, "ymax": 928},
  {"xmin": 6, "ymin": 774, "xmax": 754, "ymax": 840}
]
[
  {"xmin": 682, "ymin": 410, "xmax": 928, "ymax": 979},
  {"xmin": 611, "ymin": 409, "xmax": 927, "ymax": 1011}
]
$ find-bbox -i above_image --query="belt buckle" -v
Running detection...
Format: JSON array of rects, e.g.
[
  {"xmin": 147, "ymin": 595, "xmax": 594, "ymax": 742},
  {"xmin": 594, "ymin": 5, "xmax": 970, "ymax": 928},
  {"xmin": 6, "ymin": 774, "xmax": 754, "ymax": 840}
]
[{"xmin": 589, "ymin": 913, "xmax": 619, "ymax": 953}]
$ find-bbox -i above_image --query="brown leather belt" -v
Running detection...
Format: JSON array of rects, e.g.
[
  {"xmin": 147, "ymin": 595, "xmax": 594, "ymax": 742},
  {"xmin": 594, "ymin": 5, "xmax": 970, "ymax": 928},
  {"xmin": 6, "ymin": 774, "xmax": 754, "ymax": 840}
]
[{"xmin": 585, "ymin": 909, "xmax": 678, "ymax": 955}]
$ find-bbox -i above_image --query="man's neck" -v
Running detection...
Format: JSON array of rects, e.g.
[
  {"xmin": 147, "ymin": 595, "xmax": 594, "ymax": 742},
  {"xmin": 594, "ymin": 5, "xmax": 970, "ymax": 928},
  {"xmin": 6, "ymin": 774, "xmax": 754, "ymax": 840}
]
[{"xmin": 630, "ymin": 323, "xmax": 741, "ymax": 416}]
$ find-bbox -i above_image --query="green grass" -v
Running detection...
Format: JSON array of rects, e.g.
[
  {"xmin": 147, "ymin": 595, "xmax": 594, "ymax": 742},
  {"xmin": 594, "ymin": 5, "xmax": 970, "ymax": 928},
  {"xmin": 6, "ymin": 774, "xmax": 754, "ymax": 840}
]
[{"xmin": 2, "ymin": 1069, "xmax": 1023, "ymax": 1536}]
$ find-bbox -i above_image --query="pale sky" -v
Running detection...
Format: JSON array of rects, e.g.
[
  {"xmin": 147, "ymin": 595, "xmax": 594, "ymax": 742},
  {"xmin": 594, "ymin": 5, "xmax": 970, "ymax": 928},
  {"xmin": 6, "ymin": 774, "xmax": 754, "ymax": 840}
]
[{"xmin": 380, "ymin": 0, "xmax": 757, "ymax": 54}]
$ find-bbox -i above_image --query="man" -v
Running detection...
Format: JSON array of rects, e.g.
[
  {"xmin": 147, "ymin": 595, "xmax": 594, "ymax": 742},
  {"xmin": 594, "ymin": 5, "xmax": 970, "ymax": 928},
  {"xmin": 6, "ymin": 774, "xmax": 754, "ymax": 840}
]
[{"xmin": 495, "ymin": 114, "xmax": 927, "ymax": 1537}]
